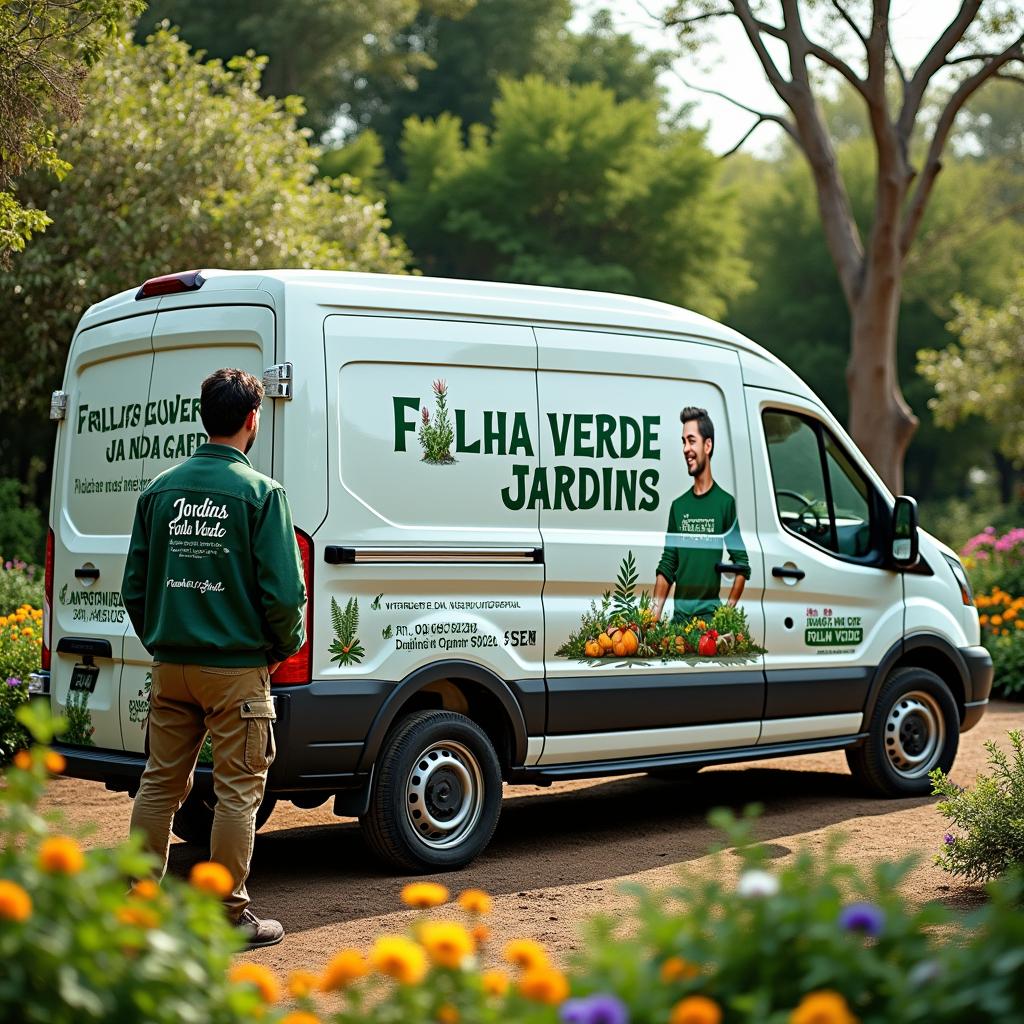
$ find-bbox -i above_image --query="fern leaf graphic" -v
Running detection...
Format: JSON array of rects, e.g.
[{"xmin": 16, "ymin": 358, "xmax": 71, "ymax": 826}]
[
  {"xmin": 329, "ymin": 595, "xmax": 364, "ymax": 666},
  {"xmin": 613, "ymin": 550, "xmax": 639, "ymax": 617}
]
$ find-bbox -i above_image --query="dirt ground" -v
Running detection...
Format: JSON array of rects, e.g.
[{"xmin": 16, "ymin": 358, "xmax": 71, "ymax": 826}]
[{"xmin": 39, "ymin": 700, "xmax": 1021, "ymax": 977}]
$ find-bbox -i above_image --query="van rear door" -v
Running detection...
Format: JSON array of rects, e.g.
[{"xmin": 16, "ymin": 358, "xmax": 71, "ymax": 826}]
[
  {"xmin": 51, "ymin": 313, "xmax": 157, "ymax": 749},
  {"xmin": 118, "ymin": 304, "xmax": 275, "ymax": 752}
]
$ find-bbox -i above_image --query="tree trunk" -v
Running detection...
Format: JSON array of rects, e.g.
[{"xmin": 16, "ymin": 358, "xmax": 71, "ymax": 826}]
[{"xmin": 845, "ymin": 262, "xmax": 918, "ymax": 495}]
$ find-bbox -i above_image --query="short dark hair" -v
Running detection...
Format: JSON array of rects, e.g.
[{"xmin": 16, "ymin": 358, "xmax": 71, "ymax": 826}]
[
  {"xmin": 680, "ymin": 406, "xmax": 714, "ymax": 457},
  {"xmin": 200, "ymin": 368, "xmax": 264, "ymax": 436}
]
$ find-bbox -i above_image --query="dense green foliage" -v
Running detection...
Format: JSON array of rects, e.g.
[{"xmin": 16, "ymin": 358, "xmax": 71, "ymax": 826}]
[
  {"xmin": 932, "ymin": 730, "xmax": 1024, "ymax": 884},
  {"xmin": 391, "ymin": 76, "xmax": 749, "ymax": 316},
  {"xmin": 0, "ymin": 0, "xmax": 143, "ymax": 262},
  {"xmin": 0, "ymin": 479, "xmax": 44, "ymax": 564}
]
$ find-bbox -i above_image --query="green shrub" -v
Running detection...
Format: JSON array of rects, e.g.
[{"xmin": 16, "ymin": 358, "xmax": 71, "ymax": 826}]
[
  {"xmin": 0, "ymin": 479, "xmax": 44, "ymax": 566},
  {"xmin": 0, "ymin": 601, "xmax": 42, "ymax": 760},
  {"xmin": 931, "ymin": 730, "xmax": 1024, "ymax": 883},
  {"xmin": 0, "ymin": 704, "xmax": 274, "ymax": 1024},
  {"xmin": 0, "ymin": 559, "xmax": 43, "ymax": 616}
]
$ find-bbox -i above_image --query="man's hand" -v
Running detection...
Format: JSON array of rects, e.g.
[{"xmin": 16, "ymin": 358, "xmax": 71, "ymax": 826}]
[{"xmin": 268, "ymin": 661, "xmax": 282, "ymax": 675}]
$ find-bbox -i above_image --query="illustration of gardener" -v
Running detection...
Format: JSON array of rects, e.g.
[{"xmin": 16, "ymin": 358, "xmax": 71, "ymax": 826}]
[{"xmin": 651, "ymin": 406, "xmax": 749, "ymax": 624}]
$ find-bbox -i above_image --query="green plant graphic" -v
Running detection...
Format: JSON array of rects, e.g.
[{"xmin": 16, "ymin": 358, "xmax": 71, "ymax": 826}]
[
  {"xmin": 64, "ymin": 689, "xmax": 95, "ymax": 746},
  {"xmin": 417, "ymin": 378, "xmax": 456, "ymax": 464},
  {"xmin": 371, "ymin": 593, "xmax": 384, "ymax": 610},
  {"xmin": 381, "ymin": 624, "xmax": 394, "ymax": 640},
  {"xmin": 613, "ymin": 550, "xmax": 639, "ymax": 620},
  {"xmin": 329, "ymin": 595, "xmax": 365, "ymax": 666}
]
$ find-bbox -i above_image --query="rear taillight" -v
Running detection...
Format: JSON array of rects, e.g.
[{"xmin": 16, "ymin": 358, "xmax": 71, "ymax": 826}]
[
  {"xmin": 135, "ymin": 270, "xmax": 205, "ymax": 300},
  {"xmin": 42, "ymin": 528, "xmax": 54, "ymax": 670},
  {"xmin": 272, "ymin": 527, "xmax": 313, "ymax": 685}
]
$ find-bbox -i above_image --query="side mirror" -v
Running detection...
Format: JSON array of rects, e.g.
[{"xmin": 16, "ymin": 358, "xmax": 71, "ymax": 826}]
[{"xmin": 891, "ymin": 495, "xmax": 919, "ymax": 568}]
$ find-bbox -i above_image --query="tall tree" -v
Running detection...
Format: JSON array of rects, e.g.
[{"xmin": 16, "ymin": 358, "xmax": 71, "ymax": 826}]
[
  {"xmin": 664, "ymin": 1, "xmax": 1023, "ymax": 491},
  {"xmin": 0, "ymin": 0, "xmax": 143, "ymax": 263},
  {"xmin": 390, "ymin": 76, "xmax": 750, "ymax": 317}
]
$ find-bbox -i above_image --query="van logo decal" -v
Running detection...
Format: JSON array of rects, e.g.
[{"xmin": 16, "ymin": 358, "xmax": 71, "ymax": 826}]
[
  {"xmin": 804, "ymin": 608, "xmax": 863, "ymax": 648},
  {"xmin": 329, "ymin": 596, "xmax": 365, "ymax": 666}
]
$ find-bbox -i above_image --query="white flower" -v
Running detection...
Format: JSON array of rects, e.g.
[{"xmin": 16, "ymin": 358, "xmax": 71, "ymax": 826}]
[{"xmin": 736, "ymin": 869, "xmax": 780, "ymax": 898}]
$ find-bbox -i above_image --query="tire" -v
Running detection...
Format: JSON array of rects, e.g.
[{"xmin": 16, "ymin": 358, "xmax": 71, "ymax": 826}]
[
  {"xmin": 360, "ymin": 710, "xmax": 502, "ymax": 872},
  {"xmin": 846, "ymin": 666, "xmax": 959, "ymax": 797},
  {"xmin": 170, "ymin": 789, "xmax": 277, "ymax": 846}
]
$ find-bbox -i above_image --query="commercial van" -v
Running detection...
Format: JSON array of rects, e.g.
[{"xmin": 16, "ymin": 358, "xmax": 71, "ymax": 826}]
[{"xmin": 37, "ymin": 269, "xmax": 992, "ymax": 871}]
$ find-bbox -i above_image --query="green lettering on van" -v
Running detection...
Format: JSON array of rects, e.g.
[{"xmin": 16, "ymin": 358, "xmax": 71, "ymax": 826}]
[{"xmin": 393, "ymin": 397, "xmax": 420, "ymax": 452}]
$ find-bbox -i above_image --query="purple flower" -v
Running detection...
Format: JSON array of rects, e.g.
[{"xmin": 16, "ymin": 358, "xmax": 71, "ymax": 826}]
[
  {"xmin": 838, "ymin": 902, "xmax": 885, "ymax": 937},
  {"xmin": 421, "ymin": 405, "xmax": 430, "ymax": 424},
  {"xmin": 6, "ymin": 676, "xmax": 21, "ymax": 688},
  {"xmin": 560, "ymin": 994, "xmax": 629, "ymax": 1024},
  {"xmin": 944, "ymin": 833, "xmax": 955, "ymax": 846}
]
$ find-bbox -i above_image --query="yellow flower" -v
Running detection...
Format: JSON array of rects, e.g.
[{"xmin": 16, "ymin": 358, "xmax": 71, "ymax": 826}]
[
  {"xmin": 116, "ymin": 904, "xmax": 160, "ymax": 929},
  {"xmin": 13, "ymin": 750, "xmax": 32, "ymax": 771},
  {"xmin": 132, "ymin": 879, "xmax": 160, "ymax": 900},
  {"xmin": 0, "ymin": 879, "xmax": 32, "ymax": 922},
  {"xmin": 472, "ymin": 923, "xmax": 491, "ymax": 944},
  {"xmin": 437, "ymin": 1003, "xmax": 460, "ymax": 1024},
  {"xmin": 420, "ymin": 920, "xmax": 475, "ymax": 968},
  {"xmin": 457, "ymin": 888, "xmax": 492, "ymax": 915},
  {"xmin": 660, "ymin": 955, "xmax": 701, "ymax": 982},
  {"xmin": 320, "ymin": 948, "xmax": 369, "ymax": 990},
  {"xmin": 288, "ymin": 970, "xmax": 320, "ymax": 999},
  {"xmin": 400, "ymin": 881, "xmax": 449, "ymax": 909},
  {"xmin": 39, "ymin": 835, "xmax": 85, "ymax": 875},
  {"xmin": 518, "ymin": 966, "xmax": 569, "ymax": 1004},
  {"xmin": 280, "ymin": 1014, "xmax": 321, "ymax": 1024},
  {"xmin": 21, "ymin": 626, "xmax": 33, "ymax": 636},
  {"xmin": 670, "ymin": 995, "xmax": 723, "ymax": 1024},
  {"xmin": 992, "ymin": 615, "xmax": 1004, "ymax": 626},
  {"xmin": 189, "ymin": 860, "xmax": 233, "ymax": 898},
  {"xmin": 503, "ymin": 937, "xmax": 549, "ymax": 971},
  {"xmin": 790, "ymin": 990, "xmax": 857, "ymax": 1024},
  {"xmin": 481, "ymin": 968, "xmax": 510, "ymax": 997},
  {"xmin": 229, "ymin": 962, "xmax": 281, "ymax": 1004},
  {"xmin": 370, "ymin": 935, "xmax": 428, "ymax": 984},
  {"xmin": 44, "ymin": 751, "xmax": 66, "ymax": 774}
]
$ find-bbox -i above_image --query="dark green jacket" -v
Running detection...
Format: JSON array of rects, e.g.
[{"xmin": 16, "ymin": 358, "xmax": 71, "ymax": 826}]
[{"xmin": 122, "ymin": 444, "xmax": 306, "ymax": 667}]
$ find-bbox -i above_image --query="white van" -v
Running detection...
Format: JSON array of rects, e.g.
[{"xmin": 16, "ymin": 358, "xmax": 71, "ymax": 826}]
[{"xmin": 38, "ymin": 269, "xmax": 991, "ymax": 871}]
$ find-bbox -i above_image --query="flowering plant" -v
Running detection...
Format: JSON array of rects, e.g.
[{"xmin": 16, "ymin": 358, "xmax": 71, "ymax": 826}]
[
  {"xmin": 0, "ymin": 603, "xmax": 41, "ymax": 761},
  {"xmin": 0, "ymin": 557, "xmax": 43, "ymax": 616}
]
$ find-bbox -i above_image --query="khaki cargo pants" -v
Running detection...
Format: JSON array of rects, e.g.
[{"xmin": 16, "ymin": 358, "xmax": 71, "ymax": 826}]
[{"xmin": 129, "ymin": 662, "xmax": 276, "ymax": 920}]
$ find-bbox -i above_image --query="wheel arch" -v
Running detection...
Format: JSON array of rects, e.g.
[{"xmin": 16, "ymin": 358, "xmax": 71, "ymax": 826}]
[
  {"xmin": 863, "ymin": 633, "xmax": 970, "ymax": 727},
  {"xmin": 357, "ymin": 660, "xmax": 528, "ymax": 774}
]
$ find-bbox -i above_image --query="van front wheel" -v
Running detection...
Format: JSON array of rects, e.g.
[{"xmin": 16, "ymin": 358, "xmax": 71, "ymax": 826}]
[
  {"xmin": 361, "ymin": 710, "xmax": 502, "ymax": 872},
  {"xmin": 846, "ymin": 667, "xmax": 959, "ymax": 797}
]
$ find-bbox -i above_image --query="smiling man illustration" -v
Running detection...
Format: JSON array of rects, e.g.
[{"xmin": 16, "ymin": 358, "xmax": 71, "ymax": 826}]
[{"xmin": 651, "ymin": 406, "xmax": 749, "ymax": 624}]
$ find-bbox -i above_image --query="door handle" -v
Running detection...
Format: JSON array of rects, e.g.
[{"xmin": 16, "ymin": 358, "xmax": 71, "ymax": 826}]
[
  {"xmin": 74, "ymin": 567, "xmax": 100, "ymax": 580},
  {"xmin": 772, "ymin": 565, "xmax": 805, "ymax": 580}
]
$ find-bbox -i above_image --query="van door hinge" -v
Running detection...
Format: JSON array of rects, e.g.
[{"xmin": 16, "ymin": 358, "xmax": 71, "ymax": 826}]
[
  {"xmin": 50, "ymin": 391, "xmax": 68, "ymax": 420},
  {"xmin": 263, "ymin": 363, "xmax": 293, "ymax": 400}
]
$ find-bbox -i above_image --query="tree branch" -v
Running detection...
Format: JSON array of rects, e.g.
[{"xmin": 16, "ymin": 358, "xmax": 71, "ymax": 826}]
[
  {"xmin": 661, "ymin": 7, "xmax": 733, "ymax": 29},
  {"xmin": 719, "ymin": 113, "xmax": 797, "ymax": 157},
  {"xmin": 830, "ymin": 0, "xmax": 867, "ymax": 47},
  {"xmin": 901, "ymin": 36, "xmax": 1024, "ymax": 256}
]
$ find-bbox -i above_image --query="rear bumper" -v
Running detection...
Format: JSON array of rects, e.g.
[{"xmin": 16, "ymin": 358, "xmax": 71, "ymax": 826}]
[{"xmin": 960, "ymin": 644, "xmax": 993, "ymax": 733}]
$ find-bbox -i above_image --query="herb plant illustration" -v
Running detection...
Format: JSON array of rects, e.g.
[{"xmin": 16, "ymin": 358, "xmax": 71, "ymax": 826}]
[
  {"xmin": 418, "ymin": 378, "xmax": 456, "ymax": 464},
  {"xmin": 64, "ymin": 689, "xmax": 95, "ymax": 746},
  {"xmin": 371, "ymin": 593, "xmax": 384, "ymax": 610},
  {"xmin": 381, "ymin": 624, "xmax": 394, "ymax": 640},
  {"xmin": 329, "ymin": 596, "xmax": 365, "ymax": 666},
  {"xmin": 612, "ymin": 549, "xmax": 640, "ymax": 621}
]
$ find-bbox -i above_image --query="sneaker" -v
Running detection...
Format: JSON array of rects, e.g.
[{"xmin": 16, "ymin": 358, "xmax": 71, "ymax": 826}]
[{"xmin": 236, "ymin": 908, "xmax": 284, "ymax": 949}]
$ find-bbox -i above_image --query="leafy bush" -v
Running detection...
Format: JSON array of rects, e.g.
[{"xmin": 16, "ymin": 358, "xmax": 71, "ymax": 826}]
[
  {"xmin": 0, "ymin": 480, "xmax": 44, "ymax": 565},
  {"xmin": 931, "ymin": 730, "xmax": 1024, "ymax": 883},
  {"xmin": 0, "ymin": 603, "xmax": 42, "ymax": 760},
  {"xmin": 0, "ymin": 559, "xmax": 43, "ymax": 616},
  {"xmin": 0, "ymin": 704, "xmax": 276, "ymax": 1024},
  {"xmin": 962, "ymin": 526, "xmax": 1024, "ymax": 598}
]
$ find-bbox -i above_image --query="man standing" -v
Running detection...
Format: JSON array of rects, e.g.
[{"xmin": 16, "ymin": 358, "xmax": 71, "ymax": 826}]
[
  {"xmin": 652, "ymin": 406, "xmax": 749, "ymax": 624},
  {"xmin": 122, "ymin": 368, "xmax": 305, "ymax": 949}
]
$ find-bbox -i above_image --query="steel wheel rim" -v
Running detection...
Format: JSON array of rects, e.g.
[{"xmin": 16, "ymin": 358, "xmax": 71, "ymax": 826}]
[
  {"xmin": 884, "ymin": 690, "xmax": 945, "ymax": 778},
  {"xmin": 404, "ymin": 739, "xmax": 484, "ymax": 850}
]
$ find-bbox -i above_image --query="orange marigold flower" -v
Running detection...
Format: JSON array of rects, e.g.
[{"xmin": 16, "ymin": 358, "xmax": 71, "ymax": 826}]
[
  {"xmin": 457, "ymin": 888, "xmax": 492, "ymax": 915},
  {"xmin": 116, "ymin": 904, "xmax": 160, "ymax": 929},
  {"xmin": 280, "ymin": 1014, "xmax": 321, "ymax": 1024},
  {"xmin": 39, "ymin": 836, "xmax": 85, "ymax": 875},
  {"xmin": 503, "ymin": 937, "xmax": 549, "ymax": 971},
  {"xmin": 437, "ymin": 1003, "xmax": 460, "ymax": 1024},
  {"xmin": 229, "ymin": 962, "xmax": 281, "ymax": 1004},
  {"xmin": 288, "ymin": 969, "xmax": 320, "ymax": 999},
  {"xmin": 670, "ymin": 995, "xmax": 723, "ymax": 1024},
  {"xmin": 481, "ymin": 968, "xmax": 510, "ymax": 997},
  {"xmin": 660, "ymin": 955, "xmax": 701, "ymax": 983},
  {"xmin": 789, "ymin": 990, "xmax": 857, "ymax": 1024},
  {"xmin": 472, "ymin": 923, "xmax": 491, "ymax": 944},
  {"xmin": 400, "ymin": 881, "xmax": 449, "ymax": 909},
  {"xmin": 13, "ymin": 750, "xmax": 32, "ymax": 771},
  {"xmin": 420, "ymin": 920, "xmax": 475, "ymax": 968},
  {"xmin": 370, "ymin": 935, "xmax": 428, "ymax": 984},
  {"xmin": 992, "ymin": 615, "xmax": 1004, "ymax": 626},
  {"xmin": 190, "ymin": 860, "xmax": 233, "ymax": 898},
  {"xmin": 0, "ymin": 879, "xmax": 32, "ymax": 922},
  {"xmin": 44, "ymin": 751, "xmax": 66, "ymax": 774},
  {"xmin": 320, "ymin": 948, "xmax": 369, "ymax": 991},
  {"xmin": 132, "ymin": 879, "xmax": 160, "ymax": 900},
  {"xmin": 518, "ymin": 966, "xmax": 569, "ymax": 1005}
]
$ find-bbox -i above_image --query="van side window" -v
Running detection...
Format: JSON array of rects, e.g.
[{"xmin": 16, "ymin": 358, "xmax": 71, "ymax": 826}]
[{"xmin": 762, "ymin": 410, "xmax": 877, "ymax": 560}]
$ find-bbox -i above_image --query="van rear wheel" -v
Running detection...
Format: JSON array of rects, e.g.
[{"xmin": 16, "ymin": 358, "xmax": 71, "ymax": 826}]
[
  {"xmin": 170, "ymin": 790, "xmax": 277, "ymax": 846},
  {"xmin": 846, "ymin": 666, "xmax": 959, "ymax": 797},
  {"xmin": 361, "ymin": 710, "xmax": 502, "ymax": 872}
]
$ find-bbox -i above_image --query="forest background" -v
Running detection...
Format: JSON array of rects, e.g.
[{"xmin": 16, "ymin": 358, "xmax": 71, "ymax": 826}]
[{"xmin": 1, "ymin": 0, "xmax": 1022, "ymax": 563}]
